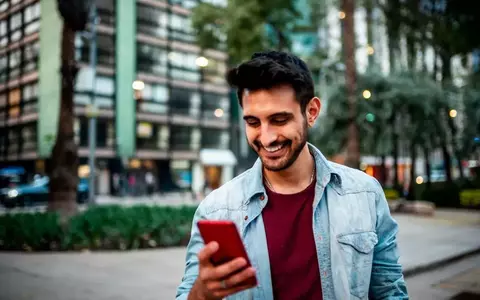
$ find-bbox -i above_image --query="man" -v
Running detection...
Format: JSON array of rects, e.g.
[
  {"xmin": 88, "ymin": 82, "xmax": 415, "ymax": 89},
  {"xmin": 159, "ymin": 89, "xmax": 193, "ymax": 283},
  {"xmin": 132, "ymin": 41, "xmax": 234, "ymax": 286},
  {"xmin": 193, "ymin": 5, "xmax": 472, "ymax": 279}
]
[{"xmin": 176, "ymin": 51, "xmax": 408, "ymax": 300}]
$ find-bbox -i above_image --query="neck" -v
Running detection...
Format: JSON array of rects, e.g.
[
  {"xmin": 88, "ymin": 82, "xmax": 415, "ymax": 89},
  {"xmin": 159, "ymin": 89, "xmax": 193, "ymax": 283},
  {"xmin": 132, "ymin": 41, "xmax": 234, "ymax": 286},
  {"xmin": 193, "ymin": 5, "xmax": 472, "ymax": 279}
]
[{"xmin": 264, "ymin": 145, "xmax": 315, "ymax": 194}]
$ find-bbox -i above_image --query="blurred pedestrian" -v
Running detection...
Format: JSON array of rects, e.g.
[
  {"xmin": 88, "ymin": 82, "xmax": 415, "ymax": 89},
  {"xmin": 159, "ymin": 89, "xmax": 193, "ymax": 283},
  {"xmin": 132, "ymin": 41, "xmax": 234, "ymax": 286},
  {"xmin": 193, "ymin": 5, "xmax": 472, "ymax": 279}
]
[{"xmin": 145, "ymin": 171, "xmax": 155, "ymax": 196}]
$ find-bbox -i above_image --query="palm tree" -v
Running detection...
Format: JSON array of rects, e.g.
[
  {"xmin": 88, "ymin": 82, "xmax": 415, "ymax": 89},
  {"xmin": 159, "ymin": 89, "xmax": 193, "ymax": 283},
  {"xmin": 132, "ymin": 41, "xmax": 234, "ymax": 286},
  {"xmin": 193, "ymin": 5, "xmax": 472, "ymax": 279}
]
[
  {"xmin": 341, "ymin": 0, "xmax": 360, "ymax": 169},
  {"xmin": 48, "ymin": 0, "xmax": 93, "ymax": 219}
]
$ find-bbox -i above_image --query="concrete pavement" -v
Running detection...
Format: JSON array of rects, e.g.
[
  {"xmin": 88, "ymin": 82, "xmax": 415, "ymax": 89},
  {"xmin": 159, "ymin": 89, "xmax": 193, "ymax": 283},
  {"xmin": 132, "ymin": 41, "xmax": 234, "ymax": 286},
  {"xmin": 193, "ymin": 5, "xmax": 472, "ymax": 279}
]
[
  {"xmin": 0, "ymin": 209, "xmax": 479, "ymax": 300},
  {"xmin": 406, "ymin": 253, "xmax": 480, "ymax": 299}
]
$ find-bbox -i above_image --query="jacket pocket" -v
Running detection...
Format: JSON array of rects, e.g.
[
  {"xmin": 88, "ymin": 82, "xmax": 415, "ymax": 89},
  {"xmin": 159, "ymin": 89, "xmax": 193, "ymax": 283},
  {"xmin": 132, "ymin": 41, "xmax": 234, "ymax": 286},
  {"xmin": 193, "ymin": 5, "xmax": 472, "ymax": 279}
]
[{"xmin": 337, "ymin": 231, "xmax": 378, "ymax": 299}]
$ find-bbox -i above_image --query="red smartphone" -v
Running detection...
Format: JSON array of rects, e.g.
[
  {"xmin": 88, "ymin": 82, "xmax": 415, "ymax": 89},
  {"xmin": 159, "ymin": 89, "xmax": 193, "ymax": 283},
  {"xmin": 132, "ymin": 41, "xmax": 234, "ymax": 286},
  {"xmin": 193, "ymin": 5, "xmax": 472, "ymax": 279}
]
[{"xmin": 197, "ymin": 220, "xmax": 257, "ymax": 286}]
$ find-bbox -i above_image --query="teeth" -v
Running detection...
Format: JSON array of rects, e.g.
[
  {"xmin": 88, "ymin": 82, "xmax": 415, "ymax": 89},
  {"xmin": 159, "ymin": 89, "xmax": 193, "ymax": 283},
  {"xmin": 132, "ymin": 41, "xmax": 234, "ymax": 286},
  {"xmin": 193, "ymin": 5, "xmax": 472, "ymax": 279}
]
[{"xmin": 264, "ymin": 144, "xmax": 283, "ymax": 152}]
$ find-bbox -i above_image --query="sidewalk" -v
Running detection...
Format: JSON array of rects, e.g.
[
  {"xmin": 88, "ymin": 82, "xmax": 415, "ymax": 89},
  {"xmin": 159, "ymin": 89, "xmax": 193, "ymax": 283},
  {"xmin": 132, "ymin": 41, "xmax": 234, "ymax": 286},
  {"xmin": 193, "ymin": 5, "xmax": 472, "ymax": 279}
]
[
  {"xmin": 395, "ymin": 209, "xmax": 480, "ymax": 276},
  {"xmin": 0, "ymin": 209, "xmax": 479, "ymax": 300}
]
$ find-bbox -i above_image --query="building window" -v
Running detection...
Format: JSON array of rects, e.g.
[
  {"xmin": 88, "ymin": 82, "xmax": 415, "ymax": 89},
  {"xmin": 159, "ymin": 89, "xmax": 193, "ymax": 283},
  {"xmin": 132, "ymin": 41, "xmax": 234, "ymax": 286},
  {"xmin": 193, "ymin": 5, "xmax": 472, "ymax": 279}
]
[
  {"xmin": 97, "ymin": 0, "xmax": 115, "ymax": 26},
  {"xmin": 23, "ymin": 39, "xmax": 40, "ymax": 73},
  {"xmin": 8, "ymin": 88, "xmax": 21, "ymax": 118},
  {"xmin": 75, "ymin": 34, "xmax": 115, "ymax": 67},
  {"xmin": 0, "ymin": 19, "xmax": 7, "ymax": 47},
  {"xmin": 169, "ymin": 51, "xmax": 200, "ymax": 82},
  {"xmin": 170, "ymin": 0, "xmax": 198, "ymax": 9},
  {"xmin": 170, "ymin": 125, "xmax": 197, "ymax": 151},
  {"xmin": 202, "ymin": 128, "xmax": 229, "ymax": 149},
  {"xmin": 75, "ymin": 68, "xmax": 115, "ymax": 108},
  {"xmin": 169, "ymin": 14, "xmax": 195, "ymax": 43},
  {"xmin": 24, "ymin": 1, "xmax": 41, "ymax": 35},
  {"xmin": 8, "ymin": 129, "xmax": 19, "ymax": 155},
  {"xmin": 0, "ymin": 1, "xmax": 8, "ymax": 13},
  {"xmin": 170, "ymin": 88, "xmax": 201, "ymax": 116},
  {"xmin": 97, "ymin": 34, "xmax": 115, "ymax": 66},
  {"xmin": 0, "ymin": 55, "xmax": 6, "ymax": 83},
  {"xmin": 21, "ymin": 123, "xmax": 37, "ymax": 151},
  {"xmin": 157, "ymin": 125, "xmax": 169, "ymax": 150},
  {"xmin": 137, "ymin": 43, "xmax": 168, "ymax": 76},
  {"xmin": 202, "ymin": 93, "xmax": 229, "ymax": 120},
  {"xmin": 137, "ymin": 83, "xmax": 169, "ymax": 114},
  {"xmin": 8, "ymin": 48, "xmax": 21, "ymax": 78},
  {"xmin": 137, "ymin": 122, "xmax": 155, "ymax": 149},
  {"xmin": 137, "ymin": 4, "xmax": 167, "ymax": 38},
  {"xmin": 203, "ymin": 57, "xmax": 227, "ymax": 85},
  {"xmin": 22, "ymin": 82, "xmax": 38, "ymax": 114},
  {"xmin": 78, "ymin": 117, "xmax": 89, "ymax": 147},
  {"xmin": 137, "ymin": 122, "xmax": 170, "ymax": 150}
]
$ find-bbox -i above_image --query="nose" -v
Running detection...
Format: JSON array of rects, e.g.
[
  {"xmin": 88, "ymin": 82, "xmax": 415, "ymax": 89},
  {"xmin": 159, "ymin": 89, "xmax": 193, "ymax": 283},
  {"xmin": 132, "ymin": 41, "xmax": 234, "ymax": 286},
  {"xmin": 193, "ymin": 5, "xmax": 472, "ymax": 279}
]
[{"xmin": 259, "ymin": 124, "xmax": 278, "ymax": 147}]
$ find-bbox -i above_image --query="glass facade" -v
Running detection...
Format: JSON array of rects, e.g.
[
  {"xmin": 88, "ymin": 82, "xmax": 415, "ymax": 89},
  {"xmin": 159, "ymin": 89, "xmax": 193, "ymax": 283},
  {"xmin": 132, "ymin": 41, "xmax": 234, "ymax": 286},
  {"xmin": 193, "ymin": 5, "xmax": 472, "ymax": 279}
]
[
  {"xmin": 0, "ymin": 0, "xmax": 40, "ymax": 159},
  {"xmin": 0, "ymin": 0, "xmax": 231, "ymax": 174},
  {"xmin": 73, "ymin": 1, "xmax": 116, "ymax": 149},
  {"xmin": 135, "ymin": 0, "xmax": 230, "ymax": 154}
]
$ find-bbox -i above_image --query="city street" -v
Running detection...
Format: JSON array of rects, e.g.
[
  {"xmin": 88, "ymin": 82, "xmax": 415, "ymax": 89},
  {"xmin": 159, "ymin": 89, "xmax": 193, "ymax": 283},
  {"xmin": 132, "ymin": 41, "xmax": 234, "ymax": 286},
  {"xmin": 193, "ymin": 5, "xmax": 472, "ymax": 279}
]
[{"xmin": 0, "ymin": 209, "xmax": 479, "ymax": 300}]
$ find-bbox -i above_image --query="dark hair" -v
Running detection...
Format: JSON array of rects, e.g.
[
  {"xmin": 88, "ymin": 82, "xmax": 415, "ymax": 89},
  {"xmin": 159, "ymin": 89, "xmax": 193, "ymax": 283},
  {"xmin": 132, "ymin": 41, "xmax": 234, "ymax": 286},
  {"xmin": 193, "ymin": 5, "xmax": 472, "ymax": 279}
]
[{"xmin": 226, "ymin": 51, "xmax": 315, "ymax": 112}]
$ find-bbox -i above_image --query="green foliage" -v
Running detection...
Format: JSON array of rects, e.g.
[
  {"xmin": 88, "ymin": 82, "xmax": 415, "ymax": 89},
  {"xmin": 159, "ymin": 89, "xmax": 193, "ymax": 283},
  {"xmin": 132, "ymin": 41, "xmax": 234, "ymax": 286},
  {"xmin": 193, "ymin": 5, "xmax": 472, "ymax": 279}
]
[
  {"xmin": 0, "ymin": 212, "xmax": 63, "ymax": 251},
  {"xmin": 419, "ymin": 182, "xmax": 461, "ymax": 208},
  {"xmin": 312, "ymin": 71, "xmax": 446, "ymax": 157},
  {"xmin": 460, "ymin": 74, "xmax": 480, "ymax": 158},
  {"xmin": 191, "ymin": 0, "xmax": 299, "ymax": 64},
  {"xmin": 0, "ymin": 205, "xmax": 197, "ymax": 251}
]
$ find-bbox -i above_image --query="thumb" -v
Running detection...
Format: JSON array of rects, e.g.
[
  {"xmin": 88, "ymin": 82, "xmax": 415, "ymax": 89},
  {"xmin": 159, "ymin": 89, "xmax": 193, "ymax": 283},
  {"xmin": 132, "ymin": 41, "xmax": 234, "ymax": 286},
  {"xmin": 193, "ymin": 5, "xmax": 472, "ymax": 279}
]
[{"xmin": 198, "ymin": 241, "xmax": 219, "ymax": 266}]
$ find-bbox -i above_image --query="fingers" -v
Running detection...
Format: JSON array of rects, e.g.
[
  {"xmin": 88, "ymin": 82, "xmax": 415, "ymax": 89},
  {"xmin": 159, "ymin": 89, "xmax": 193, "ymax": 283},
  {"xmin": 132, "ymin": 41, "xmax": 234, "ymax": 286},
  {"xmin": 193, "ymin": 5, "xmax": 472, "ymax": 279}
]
[
  {"xmin": 223, "ymin": 266, "xmax": 256, "ymax": 288},
  {"xmin": 201, "ymin": 257, "xmax": 247, "ymax": 282},
  {"xmin": 212, "ymin": 257, "xmax": 247, "ymax": 279},
  {"xmin": 212, "ymin": 280, "xmax": 258, "ymax": 299},
  {"xmin": 198, "ymin": 242, "xmax": 219, "ymax": 266},
  {"xmin": 206, "ymin": 266, "xmax": 256, "ymax": 291}
]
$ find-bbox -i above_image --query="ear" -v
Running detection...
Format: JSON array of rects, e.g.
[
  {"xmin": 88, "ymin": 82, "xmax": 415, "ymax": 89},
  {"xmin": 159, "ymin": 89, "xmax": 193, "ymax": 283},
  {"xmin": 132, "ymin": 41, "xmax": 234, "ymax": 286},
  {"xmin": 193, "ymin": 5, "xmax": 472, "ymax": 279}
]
[{"xmin": 306, "ymin": 97, "xmax": 321, "ymax": 128}]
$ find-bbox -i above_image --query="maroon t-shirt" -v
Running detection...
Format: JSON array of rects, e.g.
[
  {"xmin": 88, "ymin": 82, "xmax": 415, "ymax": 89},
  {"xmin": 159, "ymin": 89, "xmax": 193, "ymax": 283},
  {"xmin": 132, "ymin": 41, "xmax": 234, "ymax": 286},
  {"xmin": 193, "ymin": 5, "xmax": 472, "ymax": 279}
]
[{"xmin": 262, "ymin": 180, "xmax": 323, "ymax": 300}]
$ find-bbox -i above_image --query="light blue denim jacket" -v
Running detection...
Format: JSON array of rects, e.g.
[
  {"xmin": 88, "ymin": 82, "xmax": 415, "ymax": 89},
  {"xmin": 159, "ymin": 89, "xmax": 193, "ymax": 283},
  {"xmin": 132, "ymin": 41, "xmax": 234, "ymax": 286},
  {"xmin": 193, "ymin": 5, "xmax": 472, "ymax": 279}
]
[{"xmin": 176, "ymin": 144, "xmax": 408, "ymax": 299}]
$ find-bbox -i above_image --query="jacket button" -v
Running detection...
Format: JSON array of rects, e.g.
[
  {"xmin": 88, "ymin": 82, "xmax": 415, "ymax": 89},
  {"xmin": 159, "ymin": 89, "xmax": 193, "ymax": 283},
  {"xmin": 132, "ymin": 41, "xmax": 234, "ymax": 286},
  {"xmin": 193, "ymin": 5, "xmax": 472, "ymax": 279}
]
[
  {"xmin": 259, "ymin": 195, "xmax": 265, "ymax": 200},
  {"xmin": 244, "ymin": 215, "xmax": 248, "ymax": 220}
]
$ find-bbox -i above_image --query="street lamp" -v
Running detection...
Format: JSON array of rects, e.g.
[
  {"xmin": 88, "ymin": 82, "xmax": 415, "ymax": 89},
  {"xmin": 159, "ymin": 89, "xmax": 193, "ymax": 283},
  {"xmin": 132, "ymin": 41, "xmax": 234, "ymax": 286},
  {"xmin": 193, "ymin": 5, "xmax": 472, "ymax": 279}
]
[
  {"xmin": 338, "ymin": 11, "xmax": 346, "ymax": 19},
  {"xmin": 195, "ymin": 56, "xmax": 209, "ymax": 68},
  {"xmin": 363, "ymin": 90, "xmax": 371, "ymax": 99},
  {"xmin": 449, "ymin": 109, "xmax": 457, "ymax": 118},
  {"xmin": 214, "ymin": 108, "xmax": 224, "ymax": 118},
  {"xmin": 416, "ymin": 176, "xmax": 424, "ymax": 184},
  {"xmin": 132, "ymin": 80, "xmax": 145, "ymax": 91},
  {"xmin": 367, "ymin": 45, "xmax": 375, "ymax": 55}
]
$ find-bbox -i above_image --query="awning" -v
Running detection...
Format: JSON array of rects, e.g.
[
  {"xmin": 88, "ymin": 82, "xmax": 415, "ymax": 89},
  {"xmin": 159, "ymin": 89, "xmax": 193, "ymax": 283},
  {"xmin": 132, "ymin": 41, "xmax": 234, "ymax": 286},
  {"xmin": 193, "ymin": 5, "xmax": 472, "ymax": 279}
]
[{"xmin": 199, "ymin": 149, "xmax": 237, "ymax": 166}]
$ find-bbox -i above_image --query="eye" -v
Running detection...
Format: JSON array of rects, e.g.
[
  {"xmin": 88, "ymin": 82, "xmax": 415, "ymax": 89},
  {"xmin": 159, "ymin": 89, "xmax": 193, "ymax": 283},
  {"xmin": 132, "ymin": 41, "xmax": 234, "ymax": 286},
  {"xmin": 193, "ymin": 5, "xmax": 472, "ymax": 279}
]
[
  {"xmin": 271, "ymin": 118, "xmax": 288, "ymax": 125},
  {"xmin": 245, "ymin": 119, "xmax": 260, "ymax": 127}
]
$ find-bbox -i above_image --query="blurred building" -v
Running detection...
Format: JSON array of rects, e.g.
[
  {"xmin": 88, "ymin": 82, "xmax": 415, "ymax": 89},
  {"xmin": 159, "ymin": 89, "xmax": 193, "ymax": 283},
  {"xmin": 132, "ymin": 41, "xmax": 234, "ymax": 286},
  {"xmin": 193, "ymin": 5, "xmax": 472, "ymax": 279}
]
[{"xmin": 0, "ymin": 0, "xmax": 237, "ymax": 196}]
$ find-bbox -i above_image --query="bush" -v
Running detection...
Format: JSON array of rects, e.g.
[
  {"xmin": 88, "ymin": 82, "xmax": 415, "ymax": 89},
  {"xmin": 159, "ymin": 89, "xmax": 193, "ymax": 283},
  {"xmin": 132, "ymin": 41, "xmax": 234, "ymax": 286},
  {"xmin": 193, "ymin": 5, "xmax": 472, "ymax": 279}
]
[
  {"xmin": 0, "ymin": 212, "xmax": 63, "ymax": 251},
  {"xmin": 420, "ymin": 182, "xmax": 461, "ymax": 208},
  {"xmin": 0, "ymin": 205, "xmax": 197, "ymax": 252}
]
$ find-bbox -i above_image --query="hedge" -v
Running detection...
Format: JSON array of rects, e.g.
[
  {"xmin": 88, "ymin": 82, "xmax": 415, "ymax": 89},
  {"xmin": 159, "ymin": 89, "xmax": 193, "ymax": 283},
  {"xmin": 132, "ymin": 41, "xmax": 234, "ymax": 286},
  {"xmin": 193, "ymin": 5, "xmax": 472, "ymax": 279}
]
[{"xmin": 0, "ymin": 205, "xmax": 197, "ymax": 251}]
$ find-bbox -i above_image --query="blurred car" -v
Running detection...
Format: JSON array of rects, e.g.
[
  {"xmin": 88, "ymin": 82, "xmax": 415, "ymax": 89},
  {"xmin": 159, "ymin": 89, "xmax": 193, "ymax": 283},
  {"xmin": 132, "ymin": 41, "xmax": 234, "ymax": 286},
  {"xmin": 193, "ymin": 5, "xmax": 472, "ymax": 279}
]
[
  {"xmin": 0, "ymin": 166, "xmax": 27, "ymax": 189},
  {"xmin": 0, "ymin": 176, "xmax": 89, "ymax": 208}
]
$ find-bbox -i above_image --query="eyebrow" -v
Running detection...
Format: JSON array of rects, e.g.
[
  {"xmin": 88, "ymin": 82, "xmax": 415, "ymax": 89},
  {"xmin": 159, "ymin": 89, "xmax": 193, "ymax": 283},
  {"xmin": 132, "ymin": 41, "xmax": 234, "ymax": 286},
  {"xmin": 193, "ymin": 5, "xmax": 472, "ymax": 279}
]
[{"xmin": 243, "ymin": 111, "xmax": 294, "ymax": 121}]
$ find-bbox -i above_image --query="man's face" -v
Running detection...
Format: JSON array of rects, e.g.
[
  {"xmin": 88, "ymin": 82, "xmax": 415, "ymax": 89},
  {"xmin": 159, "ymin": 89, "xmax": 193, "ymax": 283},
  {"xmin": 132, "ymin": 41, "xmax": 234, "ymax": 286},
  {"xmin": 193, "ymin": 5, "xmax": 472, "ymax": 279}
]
[{"xmin": 242, "ymin": 85, "xmax": 318, "ymax": 172}]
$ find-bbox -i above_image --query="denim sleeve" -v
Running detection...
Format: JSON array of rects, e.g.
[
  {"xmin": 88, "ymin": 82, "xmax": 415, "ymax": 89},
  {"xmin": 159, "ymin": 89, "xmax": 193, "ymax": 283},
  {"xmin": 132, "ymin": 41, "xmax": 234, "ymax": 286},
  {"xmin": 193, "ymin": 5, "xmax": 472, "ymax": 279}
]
[
  {"xmin": 369, "ymin": 180, "xmax": 409, "ymax": 299},
  {"xmin": 176, "ymin": 202, "xmax": 207, "ymax": 300}
]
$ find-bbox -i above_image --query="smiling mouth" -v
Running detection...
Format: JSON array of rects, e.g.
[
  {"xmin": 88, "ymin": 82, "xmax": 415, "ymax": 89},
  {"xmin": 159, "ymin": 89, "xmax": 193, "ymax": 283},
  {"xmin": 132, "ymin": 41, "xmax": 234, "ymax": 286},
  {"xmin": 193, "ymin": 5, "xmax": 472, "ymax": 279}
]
[{"xmin": 262, "ymin": 142, "xmax": 289, "ymax": 154}]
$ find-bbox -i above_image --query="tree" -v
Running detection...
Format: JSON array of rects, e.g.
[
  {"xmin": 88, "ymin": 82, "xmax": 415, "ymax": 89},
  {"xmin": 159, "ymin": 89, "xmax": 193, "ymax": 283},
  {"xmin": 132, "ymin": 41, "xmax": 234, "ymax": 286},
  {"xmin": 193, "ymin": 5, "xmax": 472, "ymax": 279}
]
[
  {"xmin": 48, "ymin": 0, "xmax": 93, "ymax": 219},
  {"xmin": 460, "ymin": 74, "xmax": 480, "ymax": 163},
  {"xmin": 341, "ymin": 0, "xmax": 360, "ymax": 169},
  {"xmin": 312, "ymin": 70, "xmax": 447, "ymax": 195},
  {"xmin": 191, "ymin": 0, "xmax": 299, "ymax": 65}
]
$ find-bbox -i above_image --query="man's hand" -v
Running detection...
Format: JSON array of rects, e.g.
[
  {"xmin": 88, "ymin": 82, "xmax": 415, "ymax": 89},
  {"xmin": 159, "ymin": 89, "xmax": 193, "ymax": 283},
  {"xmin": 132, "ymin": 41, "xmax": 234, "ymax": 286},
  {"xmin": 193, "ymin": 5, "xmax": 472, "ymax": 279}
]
[{"xmin": 188, "ymin": 242, "xmax": 257, "ymax": 300}]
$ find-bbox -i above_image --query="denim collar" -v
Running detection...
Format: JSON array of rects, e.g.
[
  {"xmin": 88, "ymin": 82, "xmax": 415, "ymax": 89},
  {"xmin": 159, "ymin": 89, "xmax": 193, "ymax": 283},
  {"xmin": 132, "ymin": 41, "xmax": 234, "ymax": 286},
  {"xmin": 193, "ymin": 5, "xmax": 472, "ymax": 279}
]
[{"xmin": 244, "ymin": 143, "xmax": 342, "ymax": 205}]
